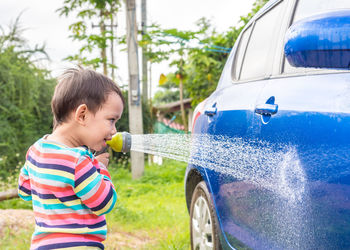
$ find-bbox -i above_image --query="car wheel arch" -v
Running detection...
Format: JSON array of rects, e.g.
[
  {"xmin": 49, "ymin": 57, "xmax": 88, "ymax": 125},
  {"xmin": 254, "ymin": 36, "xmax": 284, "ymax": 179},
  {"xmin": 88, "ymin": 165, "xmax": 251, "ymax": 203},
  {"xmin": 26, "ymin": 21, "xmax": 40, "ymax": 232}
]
[{"xmin": 185, "ymin": 168, "xmax": 203, "ymax": 212}]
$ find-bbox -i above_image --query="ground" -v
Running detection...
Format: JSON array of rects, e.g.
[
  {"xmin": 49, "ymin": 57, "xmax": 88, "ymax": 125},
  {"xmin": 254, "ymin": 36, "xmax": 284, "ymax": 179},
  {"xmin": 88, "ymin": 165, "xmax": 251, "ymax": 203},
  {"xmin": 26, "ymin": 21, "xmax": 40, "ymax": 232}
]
[
  {"xmin": 0, "ymin": 209, "xmax": 153, "ymax": 249},
  {"xmin": 0, "ymin": 209, "xmax": 34, "ymax": 235}
]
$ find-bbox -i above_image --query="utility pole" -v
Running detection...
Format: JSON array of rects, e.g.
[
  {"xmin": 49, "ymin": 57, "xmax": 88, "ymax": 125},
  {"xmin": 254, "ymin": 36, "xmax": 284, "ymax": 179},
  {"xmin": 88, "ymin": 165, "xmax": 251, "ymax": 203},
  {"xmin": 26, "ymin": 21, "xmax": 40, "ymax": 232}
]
[
  {"xmin": 141, "ymin": 0, "xmax": 148, "ymax": 102},
  {"xmin": 125, "ymin": 0, "xmax": 144, "ymax": 179}
]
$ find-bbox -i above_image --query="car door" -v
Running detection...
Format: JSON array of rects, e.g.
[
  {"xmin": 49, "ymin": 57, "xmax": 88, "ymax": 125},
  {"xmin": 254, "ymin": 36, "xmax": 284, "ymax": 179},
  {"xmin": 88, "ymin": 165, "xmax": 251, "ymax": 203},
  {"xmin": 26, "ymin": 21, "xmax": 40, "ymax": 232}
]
[{"xmin": 251, "ymin": 0, "xmax": 350, "ymax": 249}]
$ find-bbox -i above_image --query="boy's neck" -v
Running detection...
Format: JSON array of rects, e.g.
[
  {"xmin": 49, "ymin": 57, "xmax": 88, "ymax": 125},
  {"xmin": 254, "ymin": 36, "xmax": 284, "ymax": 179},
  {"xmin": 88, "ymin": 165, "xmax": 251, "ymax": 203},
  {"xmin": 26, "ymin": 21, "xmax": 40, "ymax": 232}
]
[{"xmin": 47, "ymin": 123, "xmax": 82, "ymax": 148}]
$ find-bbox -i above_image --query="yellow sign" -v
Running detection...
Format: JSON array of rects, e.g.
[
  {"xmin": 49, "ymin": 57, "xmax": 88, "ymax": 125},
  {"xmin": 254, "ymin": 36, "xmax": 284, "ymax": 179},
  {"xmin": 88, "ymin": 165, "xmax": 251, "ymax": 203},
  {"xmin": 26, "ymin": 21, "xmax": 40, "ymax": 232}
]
[{"xmin": 159, "ymin": 73, "xmax": 167, "ymax": 85}]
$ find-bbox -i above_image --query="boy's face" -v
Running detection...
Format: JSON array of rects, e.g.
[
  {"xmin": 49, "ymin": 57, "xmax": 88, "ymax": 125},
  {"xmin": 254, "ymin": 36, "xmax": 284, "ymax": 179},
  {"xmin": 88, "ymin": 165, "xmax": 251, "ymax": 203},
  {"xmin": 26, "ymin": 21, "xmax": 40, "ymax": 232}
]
[{"xmin": 83, "ymin": 92, "xmax": 123, "ymax": 151}]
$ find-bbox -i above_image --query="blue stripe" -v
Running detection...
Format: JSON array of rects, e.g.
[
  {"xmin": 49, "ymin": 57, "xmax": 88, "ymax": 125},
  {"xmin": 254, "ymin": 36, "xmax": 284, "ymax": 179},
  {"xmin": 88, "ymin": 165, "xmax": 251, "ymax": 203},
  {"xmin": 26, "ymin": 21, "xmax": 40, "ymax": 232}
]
[
  {"xmin": 38, "ymin": 241, "xmax": 104, "ymax": 250},
  {"xmin": 76, "ymin": 174, "xmax": 102, "ymax": 197},
  {"xmin": 75, "ymin": 166, "xmax": 96, "ymax": 187},
  {"xmin": 85, "ymin": 230, "xmax": 107, "ymax": 235},
  {"xmin": 18, "ymin": 193, "xmax": 32, "ymax": 201},
  {"xmin": 91, "ymin": 187, "xmax": 114, "ymax": 213},
  {"xmin": 38, "ymin": 141, "xmax": 66, "ymax": 150},
  {"xmin": 27, "ymin": 155, "xmax": 75, "ymax": 174},
  {"xmin": 36, "ymin": 220, "xmax": 106, "ymax": 229},
  {"xmin": 31, "ymin": 189, "xmax": 55, "ymax": 199},
  {"xmin": 32, "ymin": 200, "xmax": 89, "ymax": 210},
  {"xmin": 31, "ymin": 189, "xmax": 78, "ymax": 202},
  {"xmin": 18, "ymin": 185, "xmax": 31, "ymax": 195},
  {"xmin": 28, "ymin": 168, "xmax": 74, "ymax": 186},
  {"xmin": 33, "ymin": 230, "xmax": 106, "ymax": 237},
  {"xmin": 38, "ymin": 139, "xmax": 91, "ymax": 158},
  {"xmin": 58, "ymin": 194, "xmax": 80, "ymax": 202},
  {"xmin": 21, "ymin": 166, "xmax": 29, "ymax": 175},
  {"xmin": 102, "ymin": 175, "xmax": 112, "ymax": 183},
  {"xmin": 101, "ymin": 189, "xmax": 117, "ymax": 215}
]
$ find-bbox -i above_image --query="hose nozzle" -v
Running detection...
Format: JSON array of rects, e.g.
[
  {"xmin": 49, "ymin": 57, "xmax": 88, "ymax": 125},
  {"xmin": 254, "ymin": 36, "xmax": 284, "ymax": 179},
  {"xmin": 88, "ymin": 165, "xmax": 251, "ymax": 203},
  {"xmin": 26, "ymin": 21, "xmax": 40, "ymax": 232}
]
[{"xmin": 106, "ymin": 132, "xmax": 132, "ymax": 153}]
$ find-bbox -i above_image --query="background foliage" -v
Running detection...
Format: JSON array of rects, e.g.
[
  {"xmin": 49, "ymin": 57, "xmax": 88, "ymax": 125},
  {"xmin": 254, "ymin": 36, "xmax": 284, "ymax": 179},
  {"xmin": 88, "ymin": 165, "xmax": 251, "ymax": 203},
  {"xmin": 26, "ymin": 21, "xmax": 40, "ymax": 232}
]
[
  {"xmin": 0, "ymin": 18, "xmax": 55, "ymax": 180},
  {"xmin": 184, "ymin": 0, "xmax": 269, "ymax": 106}
]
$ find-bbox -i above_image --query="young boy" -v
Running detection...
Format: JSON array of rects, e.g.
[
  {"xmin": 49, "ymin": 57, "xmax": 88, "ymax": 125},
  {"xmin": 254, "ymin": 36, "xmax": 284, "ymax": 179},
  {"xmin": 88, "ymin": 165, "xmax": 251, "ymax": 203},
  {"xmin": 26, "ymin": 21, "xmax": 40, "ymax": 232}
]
[{"xmin": 18, "ymin": 67, "xmax": 124, "ymax": 249}]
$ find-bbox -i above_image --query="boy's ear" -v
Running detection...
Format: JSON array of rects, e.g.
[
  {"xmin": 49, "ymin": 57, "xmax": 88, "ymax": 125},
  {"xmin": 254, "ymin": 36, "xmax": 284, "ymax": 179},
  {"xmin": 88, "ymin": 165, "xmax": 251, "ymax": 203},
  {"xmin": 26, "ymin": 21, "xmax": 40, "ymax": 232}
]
[{"xmin": 75, "ymin": 104, "xmax": 89, "ymax": 125}]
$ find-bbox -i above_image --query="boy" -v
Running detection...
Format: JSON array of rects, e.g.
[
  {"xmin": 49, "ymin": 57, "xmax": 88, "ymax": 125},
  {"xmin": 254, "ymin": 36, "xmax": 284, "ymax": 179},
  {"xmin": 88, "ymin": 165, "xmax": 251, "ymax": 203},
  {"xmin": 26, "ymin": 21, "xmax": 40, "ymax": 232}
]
[{"xmin": 18, "ymin": 67, "xmax": 124, "ymax": 249}]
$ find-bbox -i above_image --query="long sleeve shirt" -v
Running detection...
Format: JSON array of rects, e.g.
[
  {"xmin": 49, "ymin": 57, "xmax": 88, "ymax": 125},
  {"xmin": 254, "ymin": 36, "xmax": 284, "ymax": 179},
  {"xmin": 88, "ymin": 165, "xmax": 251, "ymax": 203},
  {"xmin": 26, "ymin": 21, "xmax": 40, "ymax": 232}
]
[{"xmin": 18, "ymin": 137, "xmax": 117, "ymax": 250}]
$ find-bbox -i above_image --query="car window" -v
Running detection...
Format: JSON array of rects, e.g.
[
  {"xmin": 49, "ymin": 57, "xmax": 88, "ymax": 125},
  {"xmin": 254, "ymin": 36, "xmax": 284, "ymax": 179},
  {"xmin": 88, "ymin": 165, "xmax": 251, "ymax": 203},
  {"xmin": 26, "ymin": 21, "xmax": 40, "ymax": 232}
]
[
  {"xmin": 283, "ymin": 0, "xmax": 350, "ymax": 74},
  {"xmin": 232, "ymin": 25, "xmax": 252, "ymax": 81},
  {"xmin": 240, "ymin": 1, "xmax": 286, "ymax": 81},
  {"xmin": 294, "ymin": 0, "xmax": 350, "ymax": 22}
]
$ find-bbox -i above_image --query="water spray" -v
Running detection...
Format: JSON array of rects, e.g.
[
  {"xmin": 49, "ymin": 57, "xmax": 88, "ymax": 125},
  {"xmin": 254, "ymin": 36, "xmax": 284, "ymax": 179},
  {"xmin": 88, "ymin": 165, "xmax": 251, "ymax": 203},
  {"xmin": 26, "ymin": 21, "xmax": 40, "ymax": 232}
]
[{"xmin": 105, "ymin": 132, "xmax": 308, "ymax": 203}]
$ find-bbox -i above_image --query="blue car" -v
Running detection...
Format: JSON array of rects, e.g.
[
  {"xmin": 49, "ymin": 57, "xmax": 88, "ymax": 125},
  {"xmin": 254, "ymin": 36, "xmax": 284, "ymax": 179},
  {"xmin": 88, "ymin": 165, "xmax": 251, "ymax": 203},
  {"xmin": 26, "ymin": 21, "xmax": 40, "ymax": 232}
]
[{"xmin": 185, "ymin": 0, "xmax": 350, "ymax": 249}]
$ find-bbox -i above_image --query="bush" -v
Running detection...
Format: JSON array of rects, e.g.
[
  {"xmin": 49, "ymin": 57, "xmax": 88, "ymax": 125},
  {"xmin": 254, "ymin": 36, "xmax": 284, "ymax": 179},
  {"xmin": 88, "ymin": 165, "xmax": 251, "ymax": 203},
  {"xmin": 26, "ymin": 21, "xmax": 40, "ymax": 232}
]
[{"xmin": 0, "ymin": 20, "xmax": 55, "ymax": 180}]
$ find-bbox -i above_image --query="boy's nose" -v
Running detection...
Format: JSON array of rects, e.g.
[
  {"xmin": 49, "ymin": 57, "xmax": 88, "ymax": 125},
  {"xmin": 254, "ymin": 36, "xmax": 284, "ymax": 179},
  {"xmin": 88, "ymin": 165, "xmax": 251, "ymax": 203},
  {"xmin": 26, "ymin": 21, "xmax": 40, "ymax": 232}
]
[{"xmin": 111, "ymin": 126, "xmax": 117, "ymax": 135}]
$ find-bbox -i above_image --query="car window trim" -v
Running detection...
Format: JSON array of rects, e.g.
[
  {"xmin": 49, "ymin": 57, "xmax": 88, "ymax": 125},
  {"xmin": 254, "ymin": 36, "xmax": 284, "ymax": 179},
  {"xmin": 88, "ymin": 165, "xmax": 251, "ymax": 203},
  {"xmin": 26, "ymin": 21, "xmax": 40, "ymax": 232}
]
[
  {"xmin": 231, "ymin": 0, "xmax": 286, "ymax": 84},
  {"xmin": 270, "ymin": 69, "xmax": 350, "ymax": 80},
  {"xmin": 231, "ymin": 23, "xmax": 254, "ymax": 81},
  {"xmin": 273, "ymin": 0, "xmax": 298, "ymax": 75}
]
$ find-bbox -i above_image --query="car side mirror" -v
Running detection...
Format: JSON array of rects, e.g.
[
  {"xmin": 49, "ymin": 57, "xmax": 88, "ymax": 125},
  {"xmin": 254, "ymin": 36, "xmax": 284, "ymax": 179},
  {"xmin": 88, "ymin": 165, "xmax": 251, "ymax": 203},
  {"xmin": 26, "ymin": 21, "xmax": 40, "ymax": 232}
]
[{"xmin": 284, "ymin": 10, "xmax": 350, "ymax": 69}]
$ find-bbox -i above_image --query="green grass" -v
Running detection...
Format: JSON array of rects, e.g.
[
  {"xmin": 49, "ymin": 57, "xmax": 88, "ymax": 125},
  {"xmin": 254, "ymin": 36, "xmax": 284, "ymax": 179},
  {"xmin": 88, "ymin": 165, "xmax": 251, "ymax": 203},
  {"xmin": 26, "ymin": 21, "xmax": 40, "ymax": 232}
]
[
  {"xmin": 105, "ymin": 159, "xmax": 190, "ymax": 249},
  {"xmin": 1, "ymin": 227, "xmax": 34, "ymax": 250},
  {"xmin": 0, "ymin": 159, "xmax": 190, "ymax": 249}
]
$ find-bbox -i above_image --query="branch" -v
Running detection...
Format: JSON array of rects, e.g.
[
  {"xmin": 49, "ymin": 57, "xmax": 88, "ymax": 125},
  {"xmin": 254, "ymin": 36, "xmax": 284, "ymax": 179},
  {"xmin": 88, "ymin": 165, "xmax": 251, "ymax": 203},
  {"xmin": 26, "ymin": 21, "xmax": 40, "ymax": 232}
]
[{"xmin": 0, "ymin": 189, "xmax": 18, "ymax": 201}]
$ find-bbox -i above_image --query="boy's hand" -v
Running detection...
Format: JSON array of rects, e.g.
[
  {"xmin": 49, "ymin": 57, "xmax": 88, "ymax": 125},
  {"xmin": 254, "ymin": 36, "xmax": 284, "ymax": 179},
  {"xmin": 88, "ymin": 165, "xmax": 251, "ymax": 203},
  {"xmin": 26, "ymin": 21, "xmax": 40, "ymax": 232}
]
[{"xmin": 95, "ymin": 152, "xmax": 110, "ymax": 168}]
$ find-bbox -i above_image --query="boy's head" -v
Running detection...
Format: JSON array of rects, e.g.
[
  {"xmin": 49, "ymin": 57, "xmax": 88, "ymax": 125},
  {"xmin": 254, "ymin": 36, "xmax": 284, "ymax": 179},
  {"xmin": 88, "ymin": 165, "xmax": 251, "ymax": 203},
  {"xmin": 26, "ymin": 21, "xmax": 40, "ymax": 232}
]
[{"xmin": 51, "ymin": 66, "xmax": 125, "ymax": 150}]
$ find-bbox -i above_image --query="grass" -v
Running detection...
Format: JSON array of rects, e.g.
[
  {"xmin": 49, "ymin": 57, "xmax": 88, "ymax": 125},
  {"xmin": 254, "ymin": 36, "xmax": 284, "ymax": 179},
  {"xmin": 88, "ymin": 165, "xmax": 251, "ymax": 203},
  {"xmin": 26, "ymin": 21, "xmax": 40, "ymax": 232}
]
[
  {"xmin": 0, "ymin": 227, "xmax": 33, "ymax": 250},
  {"xmin": 0, "ymin": 159, "xmax": 190, "ymax": 249}
]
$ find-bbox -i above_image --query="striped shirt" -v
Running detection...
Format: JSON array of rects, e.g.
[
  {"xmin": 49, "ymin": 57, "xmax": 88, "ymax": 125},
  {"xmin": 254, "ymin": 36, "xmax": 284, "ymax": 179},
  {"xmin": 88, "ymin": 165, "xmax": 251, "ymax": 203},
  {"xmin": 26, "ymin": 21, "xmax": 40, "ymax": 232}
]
[{"xmin": 18, "ymin": 137, "xmax": 117, "ymax": 250}]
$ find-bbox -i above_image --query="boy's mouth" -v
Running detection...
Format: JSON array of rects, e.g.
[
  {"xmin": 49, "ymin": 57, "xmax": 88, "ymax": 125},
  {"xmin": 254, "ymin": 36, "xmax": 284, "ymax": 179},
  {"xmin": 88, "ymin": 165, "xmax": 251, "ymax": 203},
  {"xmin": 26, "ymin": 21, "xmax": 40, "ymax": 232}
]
[{"xmin": 104, "ymin": 138, "xmax": 112, "ymax": 145}]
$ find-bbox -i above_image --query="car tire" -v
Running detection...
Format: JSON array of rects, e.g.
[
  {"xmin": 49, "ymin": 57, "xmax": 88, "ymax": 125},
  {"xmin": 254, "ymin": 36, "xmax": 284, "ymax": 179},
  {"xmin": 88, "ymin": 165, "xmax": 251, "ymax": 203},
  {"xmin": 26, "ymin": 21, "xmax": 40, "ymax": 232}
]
[{"xmin": 190, "ymin": 181, "xmax": 221, "ymax": 250}]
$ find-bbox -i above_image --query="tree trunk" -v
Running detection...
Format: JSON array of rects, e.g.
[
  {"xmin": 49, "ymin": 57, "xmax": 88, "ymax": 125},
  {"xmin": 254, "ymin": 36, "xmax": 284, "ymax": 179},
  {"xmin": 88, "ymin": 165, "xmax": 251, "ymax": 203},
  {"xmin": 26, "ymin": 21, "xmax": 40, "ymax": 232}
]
[
  {"xmin": 179, "ymin": 78, "xmax": 188, "ymax": 132},
  {"xmin": 100, "ymin": 11, "xmax": 108, "ymax": 76},
  {"xmin": 110, "ymin": 13, "xmax": 115, "ymax": 80},
  {"xmin": 0, "ymin": 189, "xmax": 18, "ymax": 201}
]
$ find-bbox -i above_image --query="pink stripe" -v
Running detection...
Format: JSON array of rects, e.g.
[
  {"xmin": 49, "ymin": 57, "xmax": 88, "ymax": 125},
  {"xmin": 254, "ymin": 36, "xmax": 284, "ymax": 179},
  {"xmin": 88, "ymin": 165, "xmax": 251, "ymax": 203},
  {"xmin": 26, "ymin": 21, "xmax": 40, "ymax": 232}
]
[
  {"xmin": 21, "ymin": 181, "xmax": 31, "ymax": 190},
  {"xmin": 30, "ymin": 154, "xmax": 75, "ymax": 170},
  {"xmin": 75, "ymin": 162, "xmax": 95, "ymax": 180},
  {"xmin": 31, "ymin": 185, "xmax": 75, "ymax": 196},
  {"xmin": 35, "ymin": 215, "xmax": 105, "ymax": 225},
  {"xmin": 32, "ymin": 236, "xmax": 102, "ymax": 247},
  {"xmin": 84, "ymin": 183, "xmax": 110, "ymax": 208}
]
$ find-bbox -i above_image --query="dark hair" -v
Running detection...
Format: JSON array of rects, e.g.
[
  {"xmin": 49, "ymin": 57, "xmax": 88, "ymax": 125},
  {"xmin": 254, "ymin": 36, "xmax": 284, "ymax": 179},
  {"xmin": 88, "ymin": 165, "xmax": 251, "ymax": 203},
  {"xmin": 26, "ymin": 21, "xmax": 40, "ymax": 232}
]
[{"xmin": 51, "ymin": 66, "xmax": 125, "ymax": 128}]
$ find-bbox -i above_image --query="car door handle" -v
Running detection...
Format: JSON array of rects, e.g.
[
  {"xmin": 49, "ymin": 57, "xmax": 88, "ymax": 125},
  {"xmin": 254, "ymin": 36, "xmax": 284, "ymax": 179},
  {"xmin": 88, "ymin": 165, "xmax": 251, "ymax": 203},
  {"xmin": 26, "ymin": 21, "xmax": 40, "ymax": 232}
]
[
  {"xmin": 205, "ymin": 103, "xmax": 217, "ymax": 116},
  {"xmin": 255, "ymin": 103, "xmax": 278, "ymax": 115}
]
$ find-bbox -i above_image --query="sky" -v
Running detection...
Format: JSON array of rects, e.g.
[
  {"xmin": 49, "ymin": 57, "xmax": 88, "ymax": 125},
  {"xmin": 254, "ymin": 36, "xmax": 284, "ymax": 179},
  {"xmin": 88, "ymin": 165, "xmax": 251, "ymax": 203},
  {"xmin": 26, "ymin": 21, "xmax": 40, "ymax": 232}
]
[{"xmin": 1, "ymin": 0, "xmax": 255, "ymax": 96}]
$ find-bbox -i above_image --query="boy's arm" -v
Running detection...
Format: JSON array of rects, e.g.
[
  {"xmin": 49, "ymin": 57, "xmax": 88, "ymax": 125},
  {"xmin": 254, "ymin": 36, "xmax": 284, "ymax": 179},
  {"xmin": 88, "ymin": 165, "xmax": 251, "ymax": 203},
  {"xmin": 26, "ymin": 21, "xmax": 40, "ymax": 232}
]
[
  {"xmin": 74, "ymin": 156, "xmax": 117, "ymax": 216},
  {"xmin": 18, "ymin": 162, "xmax": 32, "ymax": 201}
]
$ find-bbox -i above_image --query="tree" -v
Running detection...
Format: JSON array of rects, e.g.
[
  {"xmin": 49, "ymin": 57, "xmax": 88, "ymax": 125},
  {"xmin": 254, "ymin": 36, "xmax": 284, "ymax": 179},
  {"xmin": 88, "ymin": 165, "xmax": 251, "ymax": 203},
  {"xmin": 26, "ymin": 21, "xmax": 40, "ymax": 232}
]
[
  {"xmin": 0, "ymin": 17, "xmax": 55, "ymax": 180},
  {"xmin": 184, "ymin": 0, "xmax": 270, "ymax": 106},
  {"xmin": 57, "ymin": 0, "xmax": 121, "ymax": 76},
  {"xmin": 141, "ymin": 26, "xmax": 203, "ymax": 132}
]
